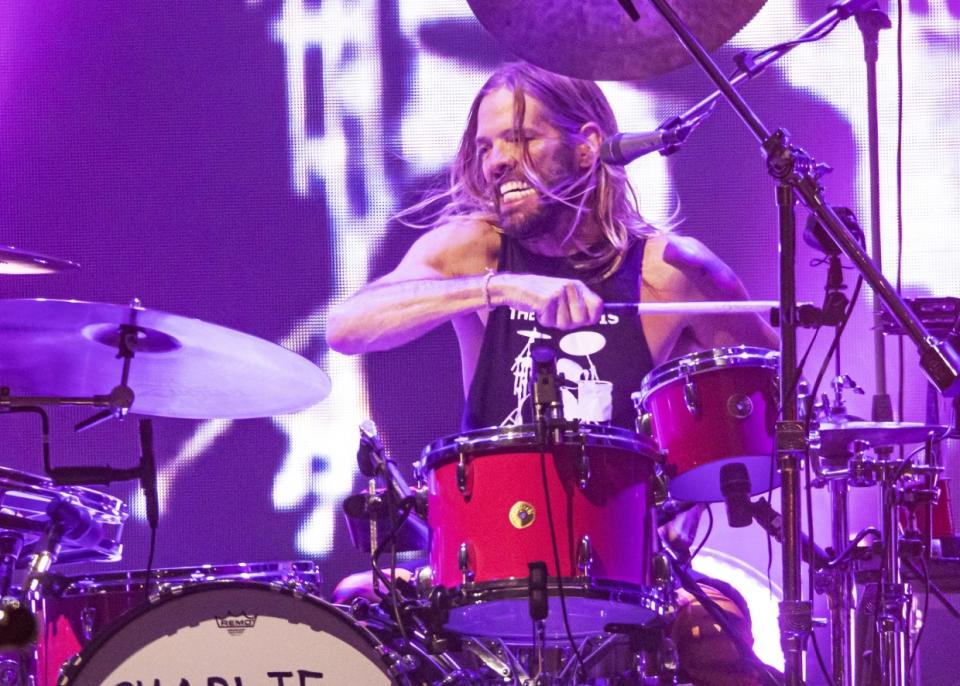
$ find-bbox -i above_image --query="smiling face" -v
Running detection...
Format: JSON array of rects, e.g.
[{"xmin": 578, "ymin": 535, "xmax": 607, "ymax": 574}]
[{"xmin": 474, "ymin": 87, "xmax": 581, "ymax": 242}]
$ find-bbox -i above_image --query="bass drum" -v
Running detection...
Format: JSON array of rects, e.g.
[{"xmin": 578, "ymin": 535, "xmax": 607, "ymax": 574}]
[{"xmin": 58, "ymin": 582, "xmax": 444, "ymax": 686}]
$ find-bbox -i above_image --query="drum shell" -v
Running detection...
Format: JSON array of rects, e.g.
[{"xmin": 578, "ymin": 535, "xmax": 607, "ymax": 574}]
[
  {"xmin": 424, "ymin": 429, "xmax": 658, "ymax": 590},
  {"xmin": 37, "ymin": 561, "xmax": 321, "ymax": 686},
  {"xmin": 640, "ymin": 348, "xmax": 778, "ymax": 502},
  {"xmin": 56, "ymin": 582, "xmax": 408, "ymax": 686}
]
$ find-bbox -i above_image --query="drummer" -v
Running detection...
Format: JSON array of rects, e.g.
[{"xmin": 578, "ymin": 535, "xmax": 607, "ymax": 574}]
[{"xmin": 326, "ymin": 62, "xmax": 779, "ymax": 686}]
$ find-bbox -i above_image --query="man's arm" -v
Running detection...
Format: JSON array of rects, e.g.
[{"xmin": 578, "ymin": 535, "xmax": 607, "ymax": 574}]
[
  {"xmin": 326, "ymin": 219, "xmax": 604, "ymax": 355},
  {"xmin": 648, "ymin": 234, "xmax": 779, "ymax": 354}
]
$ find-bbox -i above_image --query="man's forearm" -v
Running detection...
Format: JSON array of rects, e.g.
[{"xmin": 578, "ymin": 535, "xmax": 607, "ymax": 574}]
[{"xmin": 326, "ymin": 275, "xmax": 489, "ymax": 354}]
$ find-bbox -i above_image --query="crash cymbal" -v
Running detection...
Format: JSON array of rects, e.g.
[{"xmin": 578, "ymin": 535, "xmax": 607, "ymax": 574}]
[
  {"xmin": 466, "ymin": 0, "xmax": 766, "ymax": 81},
  {"xmin": 0, "ymin": 299, "xmax": 330, "ymax": 419},
  {"xmin": 0, "ymin": 246, "xmax": 80, "ymax": 275},
  {"xmin": 818, "ymin": 421, "xmax": 948, "ymax": 455}
]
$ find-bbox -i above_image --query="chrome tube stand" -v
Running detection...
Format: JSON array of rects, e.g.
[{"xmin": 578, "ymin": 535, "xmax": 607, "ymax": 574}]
[
  {"xmin": 855, "ymin": 4, "xmax": 894, "ymax": 424},
  {"xmin": 827, "ymin": 474, "xmax": 857, "ymax": 686},
  {"xmin": 876, "ymin": 461, "xmax": 911, "ymax": 686}
]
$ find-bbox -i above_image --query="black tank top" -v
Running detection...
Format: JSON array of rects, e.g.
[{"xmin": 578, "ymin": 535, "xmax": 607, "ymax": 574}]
[{"xmin": 463, "ymin": 236, "xmax": 655, "ymax": 431}]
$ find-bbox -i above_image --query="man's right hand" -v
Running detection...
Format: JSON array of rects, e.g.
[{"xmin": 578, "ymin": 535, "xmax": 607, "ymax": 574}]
[{"xmin": 490, "ymin": 272, "xmax": 604, "ymax": 330}]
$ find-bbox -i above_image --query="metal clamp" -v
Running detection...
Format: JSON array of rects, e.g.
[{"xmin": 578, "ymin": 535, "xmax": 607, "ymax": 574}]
[
  {"xmin": 681, "ymin": 362, "xmax": 699, "ymax": 416},
  {"xmin": 458, "ymin": 542, "xmax": 474, "ymax": 584},
  {"xmin": 577, "ymin": 535, "xmax": 593, "ymax": 577},
  {"xmin": 577, "ymin": 432, "xmax": 590, "ymax": 489},
  {"xmin": 455, "ymin": 437, "xmax": 470, "ymax": 496}
]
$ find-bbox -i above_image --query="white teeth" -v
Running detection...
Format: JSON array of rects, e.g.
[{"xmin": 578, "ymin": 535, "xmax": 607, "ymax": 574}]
[{"xmin": 499, "ymin": 181, "xmax": 531, "ymax": 195}]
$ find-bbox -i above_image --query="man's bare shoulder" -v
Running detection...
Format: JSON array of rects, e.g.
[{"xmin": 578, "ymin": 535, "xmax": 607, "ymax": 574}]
[
  {"xmin": 382, "ymin": 217, "xmax": 500, "ymax": 283},
  {"xmin": 642, "ymin": 233, "xmax": 741, "ymax": 299}
]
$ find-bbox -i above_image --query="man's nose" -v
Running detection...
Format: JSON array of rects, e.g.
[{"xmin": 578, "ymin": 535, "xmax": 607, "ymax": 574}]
[{"xmin": 487, "ymin": 141, "xmax": 517, "ymax": 178}]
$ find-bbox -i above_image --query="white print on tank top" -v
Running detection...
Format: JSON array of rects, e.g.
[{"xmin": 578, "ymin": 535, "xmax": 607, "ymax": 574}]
[{"xmin": 500, "ymin": 315, "xmax": 612, "ymax": 427}]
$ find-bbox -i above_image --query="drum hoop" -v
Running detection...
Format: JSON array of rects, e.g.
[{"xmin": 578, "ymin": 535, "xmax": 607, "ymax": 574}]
[
  {"xmin": 421, "ymin": 423, "xmax": 658, "ymax": 471},
  {"xmin": 453, "ymin": 577, "xmax": 667, "ymax": 606},
  {"xmin": 54, "ymin": 560, "xmax": 322, "ymax": 595},
  {"xmin": 638, "ymin": 345, "xmax": 779, "ymax": 402},
  {"xmin": 0, "ymin": 466, "xmax": 127, "ymax": 517},
  {"xmin": 57, "ymin": 581, "xmax": 392, "ymax": 685}
]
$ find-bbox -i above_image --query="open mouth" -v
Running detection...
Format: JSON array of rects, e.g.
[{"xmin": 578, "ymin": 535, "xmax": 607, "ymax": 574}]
[{"xmin": 498, "ymin": 180, "xmax": 537, "ymax": 206}]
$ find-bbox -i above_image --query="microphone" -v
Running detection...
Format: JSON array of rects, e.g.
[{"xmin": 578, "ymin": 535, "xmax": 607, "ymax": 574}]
[
  {"xmin": 751, "ymin": 497, "xmax": 831, "ymax": 570},
  {"xmin": 357, "ymin": 420, "xmax": 412, "ymax": 507},
  {"xmin": 139, "ymin": 419, "xmax": 159, "ymax": 531},
  {"xmin": 719, "ymin": 463, "xmax": 753, "ymax": 528},
  {"xmin": 529, "ymin": 342, "xmax": 564, "ymax": 444},
  {"xmin": 600, "ymin": 125, "xmax": 693, "ymax": 166}
]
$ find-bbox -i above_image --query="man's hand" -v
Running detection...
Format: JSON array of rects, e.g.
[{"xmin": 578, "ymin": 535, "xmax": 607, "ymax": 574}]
[{"xmin": 491, "ymin": 273, "xmax": 604, "ymax": 330}]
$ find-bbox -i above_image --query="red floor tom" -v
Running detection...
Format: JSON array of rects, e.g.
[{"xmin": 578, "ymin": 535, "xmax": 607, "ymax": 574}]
[{"xmin": 421, "ymin": 423, "xmax": 665, "ymax": 641}]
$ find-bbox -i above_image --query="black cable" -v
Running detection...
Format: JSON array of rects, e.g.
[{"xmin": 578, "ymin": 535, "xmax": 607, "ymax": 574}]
[
  {"xmin": 748, "ymin": 17, "xmax": 843, "ymax": 66},
  {"xmin": 143, "ymin": 523, "xmax": 158, "ymax": 602},
  {"xmin": 690, "ymin": 504, "xmax": 713, "ymax": 561},
  {"xmin": 538, "ymin": 447, "xmax": 586, "ymax": 674}
]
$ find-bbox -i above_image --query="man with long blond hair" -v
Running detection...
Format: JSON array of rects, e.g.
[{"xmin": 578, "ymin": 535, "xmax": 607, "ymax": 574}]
[{"xmin": 328, "ymin": 62, "xmax": 779, "ymax": 685}]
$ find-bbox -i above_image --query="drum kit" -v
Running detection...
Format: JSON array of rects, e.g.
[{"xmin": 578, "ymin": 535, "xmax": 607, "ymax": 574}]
[{"xmin": 1, "ymin": 1, "xmax": 959, "ymax": 686}]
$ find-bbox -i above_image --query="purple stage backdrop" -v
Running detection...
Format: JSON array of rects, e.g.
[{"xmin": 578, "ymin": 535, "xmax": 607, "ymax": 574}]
[{"xmin": 1, "ymin": 1, "xmax": 959, "ymax": 681}]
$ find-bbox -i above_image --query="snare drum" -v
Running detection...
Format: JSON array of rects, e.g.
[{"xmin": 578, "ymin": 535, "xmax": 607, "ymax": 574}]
[
  {"xmin": 420, "ymin": 423, "xmax": 666, "ymax": 641},
  {"xmin": 37, "ymin": 561, "xmax": 321, "ymax": 685},
  {"xmin": 0, "ymin": 466, "xmax": 126, "ymax": 564},
  {"xmin": 635, "ymin": 346, "xmax": 779, "ymax": 502},
  {"xmin": 56, "ymin": 582, "xmax": 446, "ymax": 686}
]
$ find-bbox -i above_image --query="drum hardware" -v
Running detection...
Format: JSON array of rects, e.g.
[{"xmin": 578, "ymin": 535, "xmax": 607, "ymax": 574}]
[
  {"xmin": 530, "ymin": 342, "xmax": 565, "ymax": 447},
  {"xmin": 576, "ymin": 537, "xmax": 593, "ymax": 578},
  {"xmin": 575, "ymin": 435, "xmax": 590, "ymax": 489},
  {"xmin": 458, "ymin": 544, "xmax": 474, "ymax": 585},
  {"xmin": 455, "ymin": 438, "xmax": 470, "ymax": 496}
]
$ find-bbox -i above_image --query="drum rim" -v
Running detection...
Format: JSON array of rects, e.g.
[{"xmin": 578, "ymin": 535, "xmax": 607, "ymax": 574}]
[
  {"xmin": 421, "ymin": 422, "xmax": 658, "ymax": 470},
  {"xmin": 51, "ymin": 560, "xmax": 321, "ymax": 595},
  {"xmin": 449, "ymin": 576, "xmax": 670, "ymax": 613},
  {"xmin": 636, "ymin": 345, "xmax": 779, "ymax": 402},
  {"xmin": 0, "ymin": 465, "xmax": 127, "ymax": 515},
  {"xmin": 57, "ymin": 581, "xmax": 396, "ymax": 685}
]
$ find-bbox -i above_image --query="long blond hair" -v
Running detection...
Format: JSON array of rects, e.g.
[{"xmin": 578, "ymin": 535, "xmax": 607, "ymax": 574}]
[{"xmin": 399, "ymin": 63, "xmax": 657, "ymax": 278}]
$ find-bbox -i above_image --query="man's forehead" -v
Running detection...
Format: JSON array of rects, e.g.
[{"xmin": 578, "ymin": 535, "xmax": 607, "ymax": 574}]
[{"xmin": 477, "ymin": 87, "xmax": 547, "ymax": 130}]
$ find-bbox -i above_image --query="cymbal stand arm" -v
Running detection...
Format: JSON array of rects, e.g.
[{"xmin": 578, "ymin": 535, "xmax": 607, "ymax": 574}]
[{"xmin": 665, "ymin": 0, "xmax": 877, "ymax": 132}]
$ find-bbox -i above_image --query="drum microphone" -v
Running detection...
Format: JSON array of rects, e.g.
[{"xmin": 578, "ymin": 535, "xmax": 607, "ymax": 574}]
[
  {"xmin": 599, "ymin": 123, "xmax": 694, "ymax": 166},
  {"xmin": 357, "ymin": 420, "xmax": 413, "ymax": 508},
  {"xmin": 139, "ymin": 419, "xmax": 160, "ymax": 532},
  {"xmin": 751, "ymin": 497, "xmax": 831, "ymax": 571},
  {"xmin": 719, "ymin": 463, "xmax": 754, "ymax": 529},
  {"xmin": 530, "ymin": 342, "xmax": 564, "ymax": 444}
]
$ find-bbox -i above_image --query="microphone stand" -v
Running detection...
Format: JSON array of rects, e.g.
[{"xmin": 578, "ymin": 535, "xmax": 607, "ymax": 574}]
[{"xmin": 616, "ymin": 3, "xmax": 960, "ymax": 685}]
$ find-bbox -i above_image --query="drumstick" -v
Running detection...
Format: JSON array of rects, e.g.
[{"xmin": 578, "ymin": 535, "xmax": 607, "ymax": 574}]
[{"xmin": 604, "ymin": 300, "xmax": 780, "ymax": 315}]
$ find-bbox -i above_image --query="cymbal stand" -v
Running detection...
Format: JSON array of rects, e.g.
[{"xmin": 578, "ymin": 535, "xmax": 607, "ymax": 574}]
[{"xmin": 620, "ymin": 1, "xmax": 960, "ymax": 683}]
